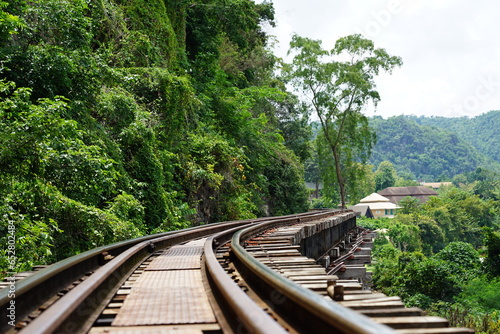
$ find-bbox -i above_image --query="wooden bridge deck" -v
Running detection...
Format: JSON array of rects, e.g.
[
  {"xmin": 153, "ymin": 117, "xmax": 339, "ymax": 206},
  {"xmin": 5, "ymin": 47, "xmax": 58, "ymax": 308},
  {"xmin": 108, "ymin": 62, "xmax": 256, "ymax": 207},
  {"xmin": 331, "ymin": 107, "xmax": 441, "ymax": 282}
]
[
  {"xmin": 0, "ymin": 211, "xmax": 475, "ymax": 334},
  {"xmin": 90, "ymin": 238, "xmax": 219, "ymax": 333}
]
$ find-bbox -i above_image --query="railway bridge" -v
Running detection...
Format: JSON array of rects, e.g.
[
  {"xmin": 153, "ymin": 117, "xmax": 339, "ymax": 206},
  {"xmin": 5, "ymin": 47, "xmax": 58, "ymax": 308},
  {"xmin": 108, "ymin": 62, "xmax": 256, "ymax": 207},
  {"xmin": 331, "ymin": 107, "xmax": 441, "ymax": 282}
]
[{"xmin": 1, "ymin": 210, "xmax": 475, "ymax": 333}]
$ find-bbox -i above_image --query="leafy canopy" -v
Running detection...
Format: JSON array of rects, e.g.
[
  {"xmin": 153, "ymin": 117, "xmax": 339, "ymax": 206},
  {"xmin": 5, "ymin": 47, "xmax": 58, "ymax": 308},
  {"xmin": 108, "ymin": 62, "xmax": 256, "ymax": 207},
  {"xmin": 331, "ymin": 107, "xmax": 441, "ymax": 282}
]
[{"xmin": 285, "ymin": 34, "xmax": 402, "ymax": 207}]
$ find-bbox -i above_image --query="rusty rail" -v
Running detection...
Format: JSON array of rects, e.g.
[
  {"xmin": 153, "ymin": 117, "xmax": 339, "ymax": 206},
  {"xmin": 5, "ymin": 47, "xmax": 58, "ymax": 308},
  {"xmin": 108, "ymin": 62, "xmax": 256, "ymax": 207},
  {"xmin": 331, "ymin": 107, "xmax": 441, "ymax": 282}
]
[
  {"xmin": 3, "ymin": 209, "xmax": 420, "ymax": 334},
  {"xmin": 204, "ymin": 225, "xmax": 288, "ymax": 334},
  {"xmin": 230, "ymin": 210, "xmax": 395, "ymax": 334},
  {"xmin": 1, "ymin": 220, "xmax": 253, "ymax": 333}
]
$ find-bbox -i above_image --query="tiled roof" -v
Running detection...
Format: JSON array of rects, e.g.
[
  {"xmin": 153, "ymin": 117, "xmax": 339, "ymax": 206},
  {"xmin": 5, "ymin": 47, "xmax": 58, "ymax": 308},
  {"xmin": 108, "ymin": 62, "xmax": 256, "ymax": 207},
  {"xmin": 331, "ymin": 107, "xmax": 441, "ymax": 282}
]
[
  {"xmin": 378, "ymin": 186, "xmax": 437, "ymax": 196},
  {"xmin": 360, "ymin": 193, "xmax": 392, "ymax": 203},
  {"xmin": 347, "ymin": 205, "xmax": 374, "ymax": 218},
  {"xmin": 421, "ymin": 182, "xmax": 452, "ymax": 189},
  {"xmin": 358, "ymin": 193, "xmax": 400, "ymax": 210},
  {"xmin": 378, "ymin": 186, "xmax": 438, "ymax": 204}
]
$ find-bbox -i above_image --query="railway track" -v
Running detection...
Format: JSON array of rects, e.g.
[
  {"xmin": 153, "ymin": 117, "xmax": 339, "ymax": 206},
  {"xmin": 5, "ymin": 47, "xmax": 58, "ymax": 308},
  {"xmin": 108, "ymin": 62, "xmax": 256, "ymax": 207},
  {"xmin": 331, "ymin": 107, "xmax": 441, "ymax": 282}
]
[{"xmin": 1, "ymin": 210, "xmax": 475, "ymax": 333}]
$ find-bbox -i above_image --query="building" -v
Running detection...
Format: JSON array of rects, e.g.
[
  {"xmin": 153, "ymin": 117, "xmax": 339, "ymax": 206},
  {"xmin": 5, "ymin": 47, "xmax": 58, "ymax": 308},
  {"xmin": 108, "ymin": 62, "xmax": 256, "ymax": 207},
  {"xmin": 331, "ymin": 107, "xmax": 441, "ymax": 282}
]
[
  {"xmin": 378, "ymin": 186, "xmax": 438, "ymax": 205},
  {"xmin": 347, "ymin": 204, "xmax": 374, "ymax": 218},
  {"xmin": 420, "ymin": 182, "xmax": 452, "ymax": 189},
  {"xmin": 357, "ymin": 193, "xmax": 400, "ymax": 218}
]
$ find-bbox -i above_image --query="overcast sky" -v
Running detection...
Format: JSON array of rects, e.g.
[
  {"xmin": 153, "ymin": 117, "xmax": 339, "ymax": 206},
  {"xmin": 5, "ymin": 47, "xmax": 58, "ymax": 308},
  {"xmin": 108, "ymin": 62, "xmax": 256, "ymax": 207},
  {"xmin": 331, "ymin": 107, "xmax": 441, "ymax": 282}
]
[{"xmin": 258, "ymin": 0, "xmax": 500, "ymax": 119}]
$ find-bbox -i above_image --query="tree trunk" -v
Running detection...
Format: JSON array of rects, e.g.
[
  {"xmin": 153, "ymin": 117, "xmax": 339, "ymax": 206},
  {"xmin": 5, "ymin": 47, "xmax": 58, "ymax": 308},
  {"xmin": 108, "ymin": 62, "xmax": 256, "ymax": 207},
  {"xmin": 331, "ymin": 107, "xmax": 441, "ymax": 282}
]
[{"xmin": 333, "ymin": 145, "xmax": 346, "ymax": 208}]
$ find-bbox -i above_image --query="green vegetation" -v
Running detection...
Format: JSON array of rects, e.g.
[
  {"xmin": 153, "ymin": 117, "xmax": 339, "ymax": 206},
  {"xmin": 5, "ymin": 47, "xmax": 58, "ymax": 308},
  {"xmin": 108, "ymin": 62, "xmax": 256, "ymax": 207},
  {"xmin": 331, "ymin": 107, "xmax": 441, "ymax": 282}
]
[
  {"xmin": 0, "ymin": 0, "xmax": 311, "ymax": 276},
  {"xmin": 410, "ymin": 111, "xmax": 500, "ymax": 165},
  {"xmin": 359, "ymin": 180, "xmax": 500, "ymax": 333},
  {"xmin": 369, "ymin": 115, "xmax": 500, "ymax": 181},
  {"xmin": 374, "ymin": 161, "xmax": 397, "ymax": 192},
  {"xmin": 1, "ymin": 9, "xmax": 498, "ymax": 334},
  {"xmin": 285, "ymin": 34, "xmax": 401, "ymax": 208},
  {"xmin": 306, "ymin": 109, "xmax": 500, "ymax": 205}
]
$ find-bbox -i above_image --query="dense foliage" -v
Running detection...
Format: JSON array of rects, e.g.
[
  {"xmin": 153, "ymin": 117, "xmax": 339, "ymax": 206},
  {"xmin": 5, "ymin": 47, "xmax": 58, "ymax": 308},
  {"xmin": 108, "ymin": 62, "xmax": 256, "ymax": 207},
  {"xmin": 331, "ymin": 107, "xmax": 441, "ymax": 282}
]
[
  {"xmin": 369, "ymin": 115, "xmax": 499, "ymax": 181},
  {"xmin": 409, "ymin": 111, "xmax": 500, "ymax": 164},
  {"xmin": 285, "ymin": 34, "xmax": 401, "ymax": 208},
  {"xmin": 0, "ymin": 0, "xmax": 311, "ymax": 275},
  {"xmin": 2, "ymin": 11, "xmax": 499, "ymax": 334},
  {"xmin": 306, "ymin": 112, "xmax": 499, "ymax": 205},
  {"xmin": 360, "ymin": 181, "xmax": 500, "ymax": 333}
]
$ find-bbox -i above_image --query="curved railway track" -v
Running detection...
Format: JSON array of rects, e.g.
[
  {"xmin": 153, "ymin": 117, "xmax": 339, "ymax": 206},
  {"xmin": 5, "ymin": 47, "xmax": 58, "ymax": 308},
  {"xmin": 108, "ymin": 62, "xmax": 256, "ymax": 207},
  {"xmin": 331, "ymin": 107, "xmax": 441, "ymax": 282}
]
[{"xmin": 1, "ymin": 210, "xmax": 475, "ymax": 334}]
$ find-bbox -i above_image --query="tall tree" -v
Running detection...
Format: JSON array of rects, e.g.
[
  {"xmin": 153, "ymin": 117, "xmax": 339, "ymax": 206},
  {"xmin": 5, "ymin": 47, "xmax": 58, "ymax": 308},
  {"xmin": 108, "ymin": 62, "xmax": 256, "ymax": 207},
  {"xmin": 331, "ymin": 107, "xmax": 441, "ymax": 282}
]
[
  {"xmin": 285, "ymin": 34, "xmax": 401, "ymax": 207},
  {"xmin": 375, "ymin": 160, "xmax": 397, "ymax": 191}
]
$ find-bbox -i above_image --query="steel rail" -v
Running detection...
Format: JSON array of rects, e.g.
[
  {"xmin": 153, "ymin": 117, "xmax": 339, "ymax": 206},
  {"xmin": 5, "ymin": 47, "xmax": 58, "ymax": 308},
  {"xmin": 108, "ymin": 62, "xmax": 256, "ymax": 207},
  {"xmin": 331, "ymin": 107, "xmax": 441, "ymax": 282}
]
[
  {"xmin": 20, "ymin": 237, "xmax": 153, "ymax": 333},
  {"xmin": 231, "ymin": 210, "xmax": 396, "ymax": 334},
  {"xmin": 4, "ymin": 220, "xmax": 262, "ymax": 333},
  {"xmin": 17, "ymin": 219, "xmax": 262, "ymax": 334},
  {"xmin": 0, "ymin": 221, "xmax": 235, "ymax": 333},
  {"xmin": 7, "ymin": 211, "xmax": 330, "ymax": 333},
  {"xmin": 204, "ymin": 225, "xmax": 288, "ymax": 334}
]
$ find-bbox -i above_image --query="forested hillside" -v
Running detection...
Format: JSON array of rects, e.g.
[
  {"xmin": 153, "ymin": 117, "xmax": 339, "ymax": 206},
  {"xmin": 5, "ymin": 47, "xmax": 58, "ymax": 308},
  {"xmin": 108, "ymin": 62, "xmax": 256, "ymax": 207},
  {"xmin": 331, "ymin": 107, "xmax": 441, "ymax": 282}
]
[
  {"xmin": 360, "ymin": 114, "xmax": 500, "ymax": 333},
  {"xmin": 409, "ymin": 111, "xmax": 500, "ymax": 163},
  {"xmin": 369, "ymin": 115, "xmax": 499, "ymax": 181},
  {"xmin": 0, "ymin": 0, "xmax": 311, "ymax": 273}
]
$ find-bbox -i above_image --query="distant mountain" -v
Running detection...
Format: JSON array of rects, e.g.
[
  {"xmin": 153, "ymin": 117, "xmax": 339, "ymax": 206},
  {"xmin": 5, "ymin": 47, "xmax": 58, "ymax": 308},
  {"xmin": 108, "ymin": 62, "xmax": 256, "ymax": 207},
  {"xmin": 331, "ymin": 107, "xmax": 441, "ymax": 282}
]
[
  {"xmin": 368, "ymin": 114, "xmax": 499, "ymax": 180},
  {"xmin": 407, "ymin": 111, "xmax": 500, "ymax": 163}
]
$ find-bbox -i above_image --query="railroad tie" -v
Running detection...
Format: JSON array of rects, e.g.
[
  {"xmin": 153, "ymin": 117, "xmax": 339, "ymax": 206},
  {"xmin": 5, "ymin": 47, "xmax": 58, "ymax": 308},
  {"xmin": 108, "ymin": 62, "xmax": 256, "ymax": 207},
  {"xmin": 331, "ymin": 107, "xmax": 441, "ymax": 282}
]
[{"xmin": 242, "ymin": 219, "xmax": 474, "ymax": 333}]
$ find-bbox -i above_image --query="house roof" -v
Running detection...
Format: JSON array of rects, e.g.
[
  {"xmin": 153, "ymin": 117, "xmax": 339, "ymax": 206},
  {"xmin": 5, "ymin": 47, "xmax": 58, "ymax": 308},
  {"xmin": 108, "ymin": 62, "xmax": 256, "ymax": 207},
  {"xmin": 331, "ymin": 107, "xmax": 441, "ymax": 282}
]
[
  {"xmin": 421, "ymin": 182, "xmax": 452, "ymax": 189},
  {"xmin": 378, "ymin": 186, "xmax": 438, "ymax": 204},
  {"xmin": 358, "ymin": 193, "xmax": 400, "ymax": 210},
  {"xmin": 347, "ymin": 205, "xmax": 374, "ymax": 218},
  {"xmin": 360, "ymin": 193, "xmax": 392, "ymax": 203}
]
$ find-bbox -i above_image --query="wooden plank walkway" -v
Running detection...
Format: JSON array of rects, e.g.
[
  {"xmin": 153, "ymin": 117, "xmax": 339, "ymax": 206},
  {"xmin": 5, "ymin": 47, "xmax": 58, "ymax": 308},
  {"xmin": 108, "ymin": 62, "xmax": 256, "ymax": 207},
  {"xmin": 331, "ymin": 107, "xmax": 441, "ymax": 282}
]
[{"xmin": 90, "ymin": 238, "xmax": 219, "ymax": 334}]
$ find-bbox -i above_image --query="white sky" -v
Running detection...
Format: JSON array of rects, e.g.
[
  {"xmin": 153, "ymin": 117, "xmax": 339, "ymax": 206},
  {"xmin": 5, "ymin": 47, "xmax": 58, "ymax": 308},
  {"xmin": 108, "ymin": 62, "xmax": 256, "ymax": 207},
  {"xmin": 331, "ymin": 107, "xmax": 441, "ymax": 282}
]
[{"xmin": 259, "ymin": 0, "xmax": 500, "ymax": 118}]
